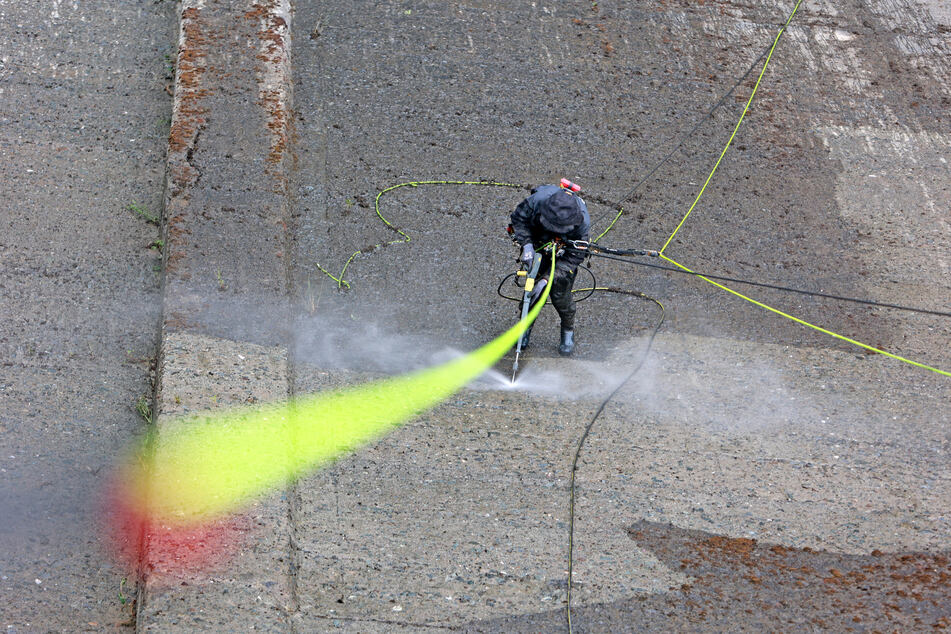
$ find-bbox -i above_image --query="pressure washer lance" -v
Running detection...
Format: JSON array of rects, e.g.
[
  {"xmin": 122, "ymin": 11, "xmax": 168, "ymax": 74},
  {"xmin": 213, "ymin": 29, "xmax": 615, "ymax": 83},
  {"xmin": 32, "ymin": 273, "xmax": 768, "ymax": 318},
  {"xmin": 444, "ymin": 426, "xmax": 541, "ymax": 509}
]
[{"xmin": 512, "ymin": 251, "xmax": 543, "ymax": 383}]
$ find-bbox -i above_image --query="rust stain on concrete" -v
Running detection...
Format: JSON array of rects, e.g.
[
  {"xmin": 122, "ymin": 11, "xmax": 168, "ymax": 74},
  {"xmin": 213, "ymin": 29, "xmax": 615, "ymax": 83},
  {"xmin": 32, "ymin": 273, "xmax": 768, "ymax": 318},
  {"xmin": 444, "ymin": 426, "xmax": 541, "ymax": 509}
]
[{"xmin": 244, "ymin": 1, "xmax": 293, "ymax": 170}]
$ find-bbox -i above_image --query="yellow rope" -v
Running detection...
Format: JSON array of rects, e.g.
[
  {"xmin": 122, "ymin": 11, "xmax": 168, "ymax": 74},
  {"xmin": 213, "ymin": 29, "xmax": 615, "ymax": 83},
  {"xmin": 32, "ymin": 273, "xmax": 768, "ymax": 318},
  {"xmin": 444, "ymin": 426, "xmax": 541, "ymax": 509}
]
[
  {"xmin": 311, "ymin": 1, "xmax": 947, "ymax": 378},
  {"xmin": 660, "ymin": 0, "xmax": 804, "ymax": 255},
  {"xmin": 659, "ymin": 254, "xmax": 950, "ymax": 376},
  {"xmin": 594, "ymin": 206, "xmax": 624, "ymax": 243},
  {"xmin": 639, "ymin": 0, "xmax": 948, "ymax": 376},
  {"xmin": 315, "ymin": 180, "xmax": 523, "ymax": 289}
]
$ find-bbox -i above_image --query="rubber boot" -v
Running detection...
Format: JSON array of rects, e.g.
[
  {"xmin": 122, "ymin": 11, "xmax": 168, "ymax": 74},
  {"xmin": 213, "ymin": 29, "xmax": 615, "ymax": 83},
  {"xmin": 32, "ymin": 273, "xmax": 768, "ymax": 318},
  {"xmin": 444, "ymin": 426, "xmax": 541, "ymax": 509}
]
[{"xmin": 558, "ymin": 328, "xmax": 575, "ymax": 356}]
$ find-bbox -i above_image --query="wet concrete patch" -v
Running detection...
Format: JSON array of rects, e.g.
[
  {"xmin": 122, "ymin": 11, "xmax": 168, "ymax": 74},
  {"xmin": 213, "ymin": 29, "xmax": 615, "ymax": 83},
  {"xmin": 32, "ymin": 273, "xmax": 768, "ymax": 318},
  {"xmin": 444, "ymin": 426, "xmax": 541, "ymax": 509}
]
[{"xmin": 290, "ymin": 0, "xmax": 951, "ymax": 368}]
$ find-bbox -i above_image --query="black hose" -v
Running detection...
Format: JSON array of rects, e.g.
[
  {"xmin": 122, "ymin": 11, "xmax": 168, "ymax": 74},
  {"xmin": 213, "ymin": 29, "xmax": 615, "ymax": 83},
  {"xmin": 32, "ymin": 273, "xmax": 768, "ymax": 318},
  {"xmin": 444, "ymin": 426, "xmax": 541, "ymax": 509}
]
[
  {"xmin": 565, "ymin": 289, "xmax": 665, "ymax": 633},
  {"xmin": 588, "ymin": 251, "xmax": 951, "ymax": 319},
  {"xmin": 497, "ymin": 264, "xmax": 598, "ymax": 303},
  {"xmin": 613, "ymin": 32, "xmax": 778, "ymax": 208}
]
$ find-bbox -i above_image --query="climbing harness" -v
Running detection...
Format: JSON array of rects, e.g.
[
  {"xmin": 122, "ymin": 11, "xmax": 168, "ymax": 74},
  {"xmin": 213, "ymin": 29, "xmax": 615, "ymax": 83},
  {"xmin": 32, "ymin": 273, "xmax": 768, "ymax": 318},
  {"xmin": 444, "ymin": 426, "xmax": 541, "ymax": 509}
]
[{"xmin": 497, "ymin": 263, "xmax": 598, "ymax": 304}]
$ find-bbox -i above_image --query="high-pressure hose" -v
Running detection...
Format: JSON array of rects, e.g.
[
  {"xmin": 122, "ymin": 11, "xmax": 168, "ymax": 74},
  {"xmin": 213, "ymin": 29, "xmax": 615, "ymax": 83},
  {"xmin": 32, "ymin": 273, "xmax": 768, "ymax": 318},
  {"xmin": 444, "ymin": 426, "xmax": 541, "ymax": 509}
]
[{"xmin": 562, "ymin": 289, "xmax": 665, "ymax": 633}]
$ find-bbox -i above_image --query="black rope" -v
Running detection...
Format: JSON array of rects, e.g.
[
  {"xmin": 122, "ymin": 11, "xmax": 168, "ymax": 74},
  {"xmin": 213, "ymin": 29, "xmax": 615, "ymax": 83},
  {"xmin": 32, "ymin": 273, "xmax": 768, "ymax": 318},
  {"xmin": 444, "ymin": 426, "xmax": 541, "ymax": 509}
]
[
  {"xmin": 614, "ymin": 34, "xmax": 776, "ymax": 207},
  {"xmin": 588, "ymin": 251, "xmax": 951, "ymax": 319},
  {"xmin": 565, "ymin": 289, "xmax": 665, "ymax": 633}
]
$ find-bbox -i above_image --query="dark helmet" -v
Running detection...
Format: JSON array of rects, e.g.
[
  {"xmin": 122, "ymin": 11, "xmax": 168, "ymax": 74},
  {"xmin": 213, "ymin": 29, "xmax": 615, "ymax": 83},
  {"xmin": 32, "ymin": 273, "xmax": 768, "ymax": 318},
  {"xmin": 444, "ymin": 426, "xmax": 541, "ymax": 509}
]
[{"xmin": 539, "ymin": 190, "xmax": 584, "ymax": 233}]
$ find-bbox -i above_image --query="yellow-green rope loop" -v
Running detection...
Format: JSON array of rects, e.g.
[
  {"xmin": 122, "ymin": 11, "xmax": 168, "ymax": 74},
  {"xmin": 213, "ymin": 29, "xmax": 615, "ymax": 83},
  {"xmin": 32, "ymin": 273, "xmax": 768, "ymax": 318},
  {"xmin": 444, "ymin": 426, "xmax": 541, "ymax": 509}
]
[{"xmin": 317, "ymin": 180, "xmax": 525, "ymax": 289}]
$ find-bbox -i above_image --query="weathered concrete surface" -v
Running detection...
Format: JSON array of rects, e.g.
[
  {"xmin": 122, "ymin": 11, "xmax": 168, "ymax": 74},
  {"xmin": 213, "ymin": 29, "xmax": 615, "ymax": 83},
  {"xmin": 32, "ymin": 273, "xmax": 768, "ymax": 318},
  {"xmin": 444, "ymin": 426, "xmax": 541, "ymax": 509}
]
[
  {"xmin": 286, "ymin": 0, "xmax": 950, "ymax": 630},
  {"xmin": 161, "ymin": 0, "xmax": 292, "ymax": 339},
  {"xmin": 476, "ymin": 520, "xmax": 951, "ymax": 632},
  {"xmin": 288, "ymin": 335, "xmax": 949, "ymax": 630},
  {"xmin": 135, "ymin": 0, "xmax": 297, "ymax": 630},
  {"xmin": 7, "ymin": 0, "xmax": 943, "ymax": 630},
  {"xmin": 0, "ymin": 1, "xmax": 174, "ymax": 630}
]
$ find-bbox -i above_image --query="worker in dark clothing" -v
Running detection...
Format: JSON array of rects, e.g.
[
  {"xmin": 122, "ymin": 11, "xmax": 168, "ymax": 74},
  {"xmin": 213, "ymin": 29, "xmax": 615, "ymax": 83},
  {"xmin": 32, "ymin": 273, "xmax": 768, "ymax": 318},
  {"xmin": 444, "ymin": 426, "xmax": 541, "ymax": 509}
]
[{"xmin": 509, "ymin": 182, "xmax": 590, "ymax": 356}]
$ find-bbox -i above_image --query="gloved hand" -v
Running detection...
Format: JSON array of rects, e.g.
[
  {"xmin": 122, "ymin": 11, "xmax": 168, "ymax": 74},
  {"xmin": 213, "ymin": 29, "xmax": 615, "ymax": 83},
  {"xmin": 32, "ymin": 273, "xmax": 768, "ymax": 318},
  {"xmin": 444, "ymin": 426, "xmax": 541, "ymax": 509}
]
[
  {"xmin": 520, "ymin": 243, "xmax": 535, "ymax": 264},
  {"xmin": 530, "ymin": 277, "xmax": 547, "ymax": 301}
]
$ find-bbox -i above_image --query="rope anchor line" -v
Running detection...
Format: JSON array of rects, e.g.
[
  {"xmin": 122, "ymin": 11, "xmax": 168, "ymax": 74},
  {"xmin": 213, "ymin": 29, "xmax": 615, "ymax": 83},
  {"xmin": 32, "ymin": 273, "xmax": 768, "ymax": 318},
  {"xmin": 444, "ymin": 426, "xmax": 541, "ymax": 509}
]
[{"xmin": 587, "ymin": 250, "xmax": 951, "ymax": 319}]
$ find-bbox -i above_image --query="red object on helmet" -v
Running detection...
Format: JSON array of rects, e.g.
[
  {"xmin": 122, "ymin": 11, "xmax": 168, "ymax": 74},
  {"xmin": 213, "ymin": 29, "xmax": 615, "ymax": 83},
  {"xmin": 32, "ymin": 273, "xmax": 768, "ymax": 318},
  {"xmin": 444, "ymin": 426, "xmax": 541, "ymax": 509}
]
[{"xmin": 560, "ymin": 178, "xmax": 581, "ymax": 193}]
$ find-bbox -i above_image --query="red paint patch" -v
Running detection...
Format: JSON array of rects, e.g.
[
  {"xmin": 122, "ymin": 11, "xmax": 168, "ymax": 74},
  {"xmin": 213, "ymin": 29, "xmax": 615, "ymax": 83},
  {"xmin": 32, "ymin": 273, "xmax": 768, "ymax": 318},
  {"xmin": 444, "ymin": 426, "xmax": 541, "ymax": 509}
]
[{"xmin": 100, "ymin": 475, "xmax": 248, "ymax": 580}]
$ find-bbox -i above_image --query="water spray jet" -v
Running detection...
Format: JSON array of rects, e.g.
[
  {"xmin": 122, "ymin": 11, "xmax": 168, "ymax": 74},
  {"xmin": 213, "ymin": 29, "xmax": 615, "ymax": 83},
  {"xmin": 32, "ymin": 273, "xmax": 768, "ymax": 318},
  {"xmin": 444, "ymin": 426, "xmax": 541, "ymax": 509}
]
[{"xmin": 105, "ymin": 259, "xmax": 554, "ymax": 568}]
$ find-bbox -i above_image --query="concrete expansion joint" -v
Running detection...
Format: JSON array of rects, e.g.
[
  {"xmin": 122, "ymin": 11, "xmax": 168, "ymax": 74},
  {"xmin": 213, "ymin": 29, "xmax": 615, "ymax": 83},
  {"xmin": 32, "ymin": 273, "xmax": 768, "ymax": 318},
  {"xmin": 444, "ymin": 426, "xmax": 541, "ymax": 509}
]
[{"xmin": 138, "ymin": 0, "xmax": 299, "ymax": 629}]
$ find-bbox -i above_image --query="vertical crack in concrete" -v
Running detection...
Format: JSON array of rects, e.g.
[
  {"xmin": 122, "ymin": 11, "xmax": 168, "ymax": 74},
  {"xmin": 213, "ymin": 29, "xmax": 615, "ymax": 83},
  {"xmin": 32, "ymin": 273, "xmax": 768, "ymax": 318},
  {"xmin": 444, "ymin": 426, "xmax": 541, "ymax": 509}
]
[
  {"xmin": 138, "ymin": 0, "xmax": 299, "ymax": 628},
  {"xmin": 131, "ymin": 3, "xmax": 211, "ymax": 628},
  {"xmin": 285, "ymin": 363, "xmax": 304, "ymax": 626},
  {"xmin": 284, "ymin": 2, "xmax": 342, "ymax": 615}
]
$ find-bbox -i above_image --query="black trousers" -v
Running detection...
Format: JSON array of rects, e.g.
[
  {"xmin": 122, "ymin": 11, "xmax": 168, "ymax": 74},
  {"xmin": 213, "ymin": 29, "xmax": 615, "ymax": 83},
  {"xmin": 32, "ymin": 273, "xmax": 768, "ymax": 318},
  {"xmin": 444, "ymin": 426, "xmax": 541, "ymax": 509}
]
[{"xmin": 530, "ymin": 254, "xmax": 577, "ymax": 330}]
